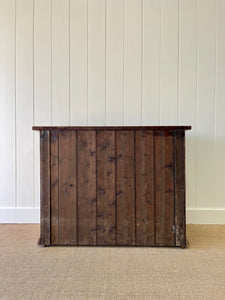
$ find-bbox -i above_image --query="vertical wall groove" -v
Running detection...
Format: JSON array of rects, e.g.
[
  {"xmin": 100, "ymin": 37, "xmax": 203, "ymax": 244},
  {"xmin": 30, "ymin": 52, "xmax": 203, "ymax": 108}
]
[
  {"xmin": 15, "ymin": 0, "xmax": 17, "ymax": 208},
  {"xmin": 195, "ymin": 0, "xmax": 199, "ymax": 209},
  {"xmin": 50, "ymin": 0, "xmax": 52, "ymax": 126},
  {"xmin": 177, "ymin": 0, "xmax": 180, "ymax": 125},
  {"xmin": 122, "ymin": 0, "xmax": 125, "ymax": 126},
  {"xmin": 33, "ymin": 0, "xmax": 35, "ymax": 208},
  {"xmin": 87, "ymin": 0, "xmax": 89, "ymax": 125},
  {"xmin": 68, "ymin": 0, "xmax": 71, "ymax": 126},
  {"xmin": 159, "ymin": 0, "xmax": 162, "ymax": 125},
  {"xmin": 140, "ymin": 0, "xmax": 143, "ymax": 125}
]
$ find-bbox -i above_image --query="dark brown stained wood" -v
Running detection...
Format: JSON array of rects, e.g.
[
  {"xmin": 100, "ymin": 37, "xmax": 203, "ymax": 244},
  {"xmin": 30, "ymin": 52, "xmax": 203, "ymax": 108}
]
[
  {"xmin": 155, "ymin": 131, "xmax": 175, "ymax": 246},
  {"xmin": 40, "ymin": 130, "xmax": 50, "ymax": 246},
  {"xmin": 36, "ymin": 126, "xmax": 190, "ymax": 248},
  {"xmin": 33, "ymin": 126, "xmax": 192, "ymax": 131},
  {"xmin": 59, "ymin": 130, "xmax": 77, "ymax": 245},
  {"xmin": 50, "ymin": 130, "xmax": 59, "ymax": 244},
  {"xmin": 116, "ymin": 131, "xmax": 135, "ymax": 245},
  {"xmin": 174, "ymin": 130, "xmax": 186, "ymax": 248},
  {"xmin": 77, "ymin": 130, "xmax": 96, "ymax": 245},
  {"xmin": 96, "ymin": 131, "xmax": 116, "ymax": 245},
  {"xmin": 135, "ymin": 130, "xmax": 155, "ymax": 245}
]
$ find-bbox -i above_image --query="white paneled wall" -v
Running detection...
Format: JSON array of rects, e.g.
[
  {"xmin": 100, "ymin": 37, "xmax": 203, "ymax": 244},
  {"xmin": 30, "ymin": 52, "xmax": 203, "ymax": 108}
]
[{"xmin": 0, "ymin": 0, "xmax": 225, "ymax": 223}]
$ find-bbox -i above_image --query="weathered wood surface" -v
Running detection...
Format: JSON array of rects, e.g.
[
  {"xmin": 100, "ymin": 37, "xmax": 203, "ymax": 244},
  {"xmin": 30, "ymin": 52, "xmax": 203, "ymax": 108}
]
[
  {"xmin": 96, "ymin": 131, "xmax": 116, "ymax": 245},
  {"xmin": 59, "ymin": 130, "xmax": 77, "ymax": 245},
  {"xmin": 116, "ymin": 131, "xmax": 135, "ymax": 245},
  {"xmin": 36, "ymin": 127, "xmax": 190, "ymax": 247},
  {"xmin": 135, "ymin": 130, "xmax": 155, "ymax": 245},
  {"xmin": 50, "ymin": 130, "xmax": 59, "ymax": 244},
  {"xmin": 155, "ymin": 131, "xmax": 175, "ymax": 246},
  {"xmin": 40, "ymin": 130, "xmax": 50, "ymax": 246},
  {"xmin": 77, "ymin": 130, "xmax": 96, "ymax": 245},
  {"xmin": 174, "ymin": 130, "xmax": 186, "ymax": 248}
]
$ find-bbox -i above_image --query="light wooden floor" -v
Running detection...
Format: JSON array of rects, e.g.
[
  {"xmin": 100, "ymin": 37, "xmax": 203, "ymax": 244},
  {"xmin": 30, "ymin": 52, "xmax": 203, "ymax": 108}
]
[{"xmin": 0, "ymin": 224, "xmax": 225, "ymax": 300}]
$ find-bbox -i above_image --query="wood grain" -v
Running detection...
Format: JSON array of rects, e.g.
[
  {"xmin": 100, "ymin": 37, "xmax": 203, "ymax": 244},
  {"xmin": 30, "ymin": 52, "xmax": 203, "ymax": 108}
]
[
  {"xmin": 50, "ymin": 130, "xmax": 59, "ymax": 244},
  {"xmin": 174, "ymin": 130, "xmax": 186, "ymax": 248},
  {"xmin": 155, "ymin": 131, "xmax": 175, "ymax": 246},
  {"xmin": 40, "ymin": 130, "xmax": 50, "ymax": 246},
  {"xmin": 77, "ymin": 130, "xmax": 96, "ymax": 245},
  {"xmin": 135, "ymin": 130, "xmax": 155, "ymax": 245},
  {"xmin": 96, "ymin": 131, "xmax": 116, "ymax": 245},
  {"xmin": 59, "ymin": 130, "xmax": 77, "ymax": 245},
  {"xmin": 116, "ymin": 131, "xmax": 135, "ymax": 245}
]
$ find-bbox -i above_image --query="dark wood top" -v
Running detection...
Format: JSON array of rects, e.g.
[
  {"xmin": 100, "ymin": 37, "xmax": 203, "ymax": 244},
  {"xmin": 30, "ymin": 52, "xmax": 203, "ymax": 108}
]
[{"xmin": 33, "ymin": 126, "xmax": 191, "ymax": 131}]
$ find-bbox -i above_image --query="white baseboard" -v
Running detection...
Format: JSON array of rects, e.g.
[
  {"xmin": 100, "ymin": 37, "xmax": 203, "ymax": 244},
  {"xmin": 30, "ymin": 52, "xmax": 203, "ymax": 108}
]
[
  {"xmin": 0, "ymin": 207, "xmax": 225, "ymax": 224},
  {"xmin": 186, "ymin": 209, "xmax": 225, "ymax": 224},
  {"xmin": 0, "ymin": 207, "xmax": 40, "ymax": 223}
]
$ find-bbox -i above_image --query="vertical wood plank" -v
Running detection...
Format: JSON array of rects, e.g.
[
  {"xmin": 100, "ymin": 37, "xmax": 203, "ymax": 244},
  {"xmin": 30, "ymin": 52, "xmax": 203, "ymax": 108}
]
[
  {"xmin": 96, "ymin": 131, "xmax": 116, "ymax": 245},
  {"xmin": 178, "ymin": 0, "xmax": 197, "ymax": 209},
  {"xmin": 142, "ymin": 0, "xmax": 161, "ymax": 125},
  {"xmin": 59, "ymin": 130, "xmax": 77, "ymax": 245},
  {"xmin": 135, "ymin": 130, "xmax": 155, "ymax": 245},
  {"xmin": 197, "ymin": 0, "xmax": 215, "ymax": 208},
  {"xmin": 70, "ymin": 0, "xmax": 88, "ymax": 125},
  {"xmin": 16, "ymin": 0, "xmax": 34, "ymax": 207},
  {"xmin": 40, "ymin": 131, "xmax": 50, "ymax": 245},
  {"xmin": 215, "ymin": 0, "xmax": 225, "ymax": 208},
  {"xmin": 116, "ymin": 131, "xmax": 135, "ymax": 245},
  {"xmin": 52, "ymin": 0, "xmax": 69, "ymax": 125},
  {"xmin": 155, "ymin": 131, "xmax": 175, "ymax": 246},
  {"xmin": 105, "ymin": 0, "xmax": 124, "ymax": 125},
  {"xmin": 34, "ymin": 0, "xmax": 52, "ymax": 208},
  {"xmin": 174, "ymin": 130, "xmax": 186, "ymax": 248},
  {"xmin": 0, "ymin": 0, "xmax": 16, "ymax": 207},
  {"xmin": 88, "ymin": 0, "xmax": 105, "ymax": 125},
  {"xmin": 124, "ymin": 0, "xmax": 142, "ymax": 125},
  {"xmin": 160, "ymin": 0, "xmax": 178, "ymax": 124},
  {"xmin": 77, "ymin": 131, "xmax": 96, "ymax": 245},
  {"xmin": 50, "ymin": 130, "xmax": 59, "ymax": 244}
]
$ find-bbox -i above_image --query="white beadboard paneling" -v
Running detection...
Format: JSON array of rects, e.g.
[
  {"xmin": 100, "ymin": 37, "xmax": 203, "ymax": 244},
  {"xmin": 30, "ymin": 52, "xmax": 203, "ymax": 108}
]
[
  {"xmin": 197, "ymin": 0, "xmax": 215, "ymax": 208},
  {"xmin": 178, "ymin": 0, "xmax": 197, "ymax": 209},
  {"xmin": 88, "ymin": 0, "xmax": 106, "ymax": 125},
  {"xmin": 52, "ymin": 0, "xmax": 69, "ymax": 125},
  {"xmin": 70, "ymin": 0, "xmax": 88, "ymax": 125},
  {"xmin": 1, "ymin": 0, "xmax": 225, "ymax": 224},
  {"xmin": 142, "ymin": 0, "xmax": 161, "ymax": 125},
  {"xmin": 160, "ymin": 0, "xmax": 178, "ymax": 125},
  {"xmin": 105, "ymin": 0, "xmax": 124, "ymax": 125},
  {"xmin": 16, "ymin": 0, "xmax": 34, "ymax": 207},
  {"xmin": 34, "ymin": 0, "xmax": 51, "ymax": 207},
  {"xmin": 0, "ymin": 0, "xmax": 16, "ymax": 207},
  {"xmin": 124, "ymin": 0, "xmax": 142, "ymax": 125},
  {"xmin": 34, "ymin": 0, "xmax": 51, "ymax": 126},
  {"xmin": 215, "ymin": 0, "xmax": 225, "ymax": 208}
]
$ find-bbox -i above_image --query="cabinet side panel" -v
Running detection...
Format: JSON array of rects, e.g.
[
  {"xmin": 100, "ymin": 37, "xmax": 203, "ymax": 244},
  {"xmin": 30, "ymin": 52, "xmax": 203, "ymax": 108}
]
[
  {"xmin": 155, "ymin": 131, "xmax": 175, "ymax": 246},
  {"xmin": 174, "ymin": 130, "xmax": 186, "ymax": 247},
  {"xmin": 77, "ymin": 131, "xmax": 96, "ymax": 245},
  {"xmin": 135, "ymin": 130, "xmax": 155, "ymax": 245},
  {"xmin": 59, "ymin": 130, "xmax": 77, "ymax": 245},
  {"xmin": 96, "ymin": 131, "xmax": 116, "ymax": 245},
  {"xmin": 50, "ymin": 130, "xmax": 59, "ymax": 244},
  {"xmin": 116, "ymin": 131, "xmax": 135, "ymax": 245},
  {"xmin": 40, "ymin": 130, "xmax": 50, "ymax": 245}
]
